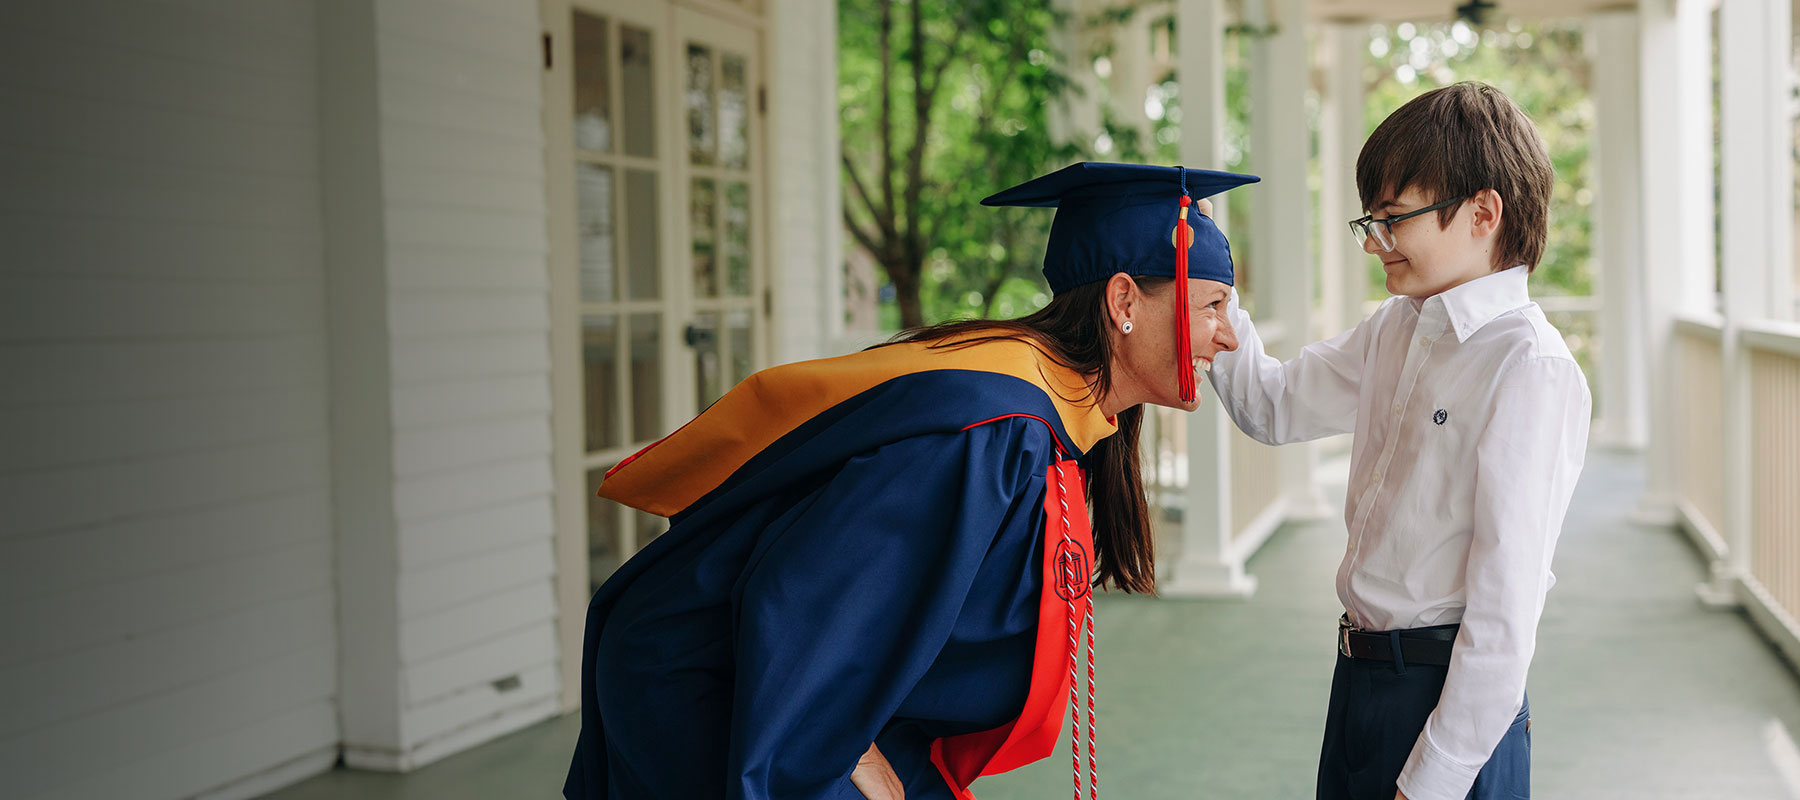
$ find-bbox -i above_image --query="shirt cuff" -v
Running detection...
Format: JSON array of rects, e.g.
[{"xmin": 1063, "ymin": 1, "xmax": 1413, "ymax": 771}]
[{"xmin": 1396, "ymin": 734, "xmax": 1480, "ymax": 800}]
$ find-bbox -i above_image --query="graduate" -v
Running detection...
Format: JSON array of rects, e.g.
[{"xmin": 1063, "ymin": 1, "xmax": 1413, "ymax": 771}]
[
  {"xmin": 1201, "ymin": 83, "xmax": 1590, "ymax": 799},
  {"xmin": 563, "ymin": 163, "xmax": 1256, "ymax": 800}
]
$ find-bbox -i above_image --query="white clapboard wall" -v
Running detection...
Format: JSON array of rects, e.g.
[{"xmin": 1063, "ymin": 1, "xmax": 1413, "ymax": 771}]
[
  {"xmin": 0, "ymin": 0, "xmax": 561, "ymax": 797},
  {"xmin": 0, "ymin": 1, "xmax": 340, "ymax": 799}
]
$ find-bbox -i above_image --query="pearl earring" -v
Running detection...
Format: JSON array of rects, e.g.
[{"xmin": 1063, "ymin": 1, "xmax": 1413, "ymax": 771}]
[{"xmin": 1121, "ymin": 320, "xmax": 1133, "ymax": 334}]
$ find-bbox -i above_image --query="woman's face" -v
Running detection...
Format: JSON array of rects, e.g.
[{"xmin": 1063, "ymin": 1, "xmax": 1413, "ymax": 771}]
[{"xmin": 1106, "ymin": 274, "xmax": 1238, "ymax": 412}]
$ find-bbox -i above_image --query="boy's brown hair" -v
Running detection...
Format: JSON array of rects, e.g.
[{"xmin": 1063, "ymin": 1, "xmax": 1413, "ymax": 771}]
[{"xmin": 1355, "ymin": 82, "xmax": 1554, "ymax": 272}]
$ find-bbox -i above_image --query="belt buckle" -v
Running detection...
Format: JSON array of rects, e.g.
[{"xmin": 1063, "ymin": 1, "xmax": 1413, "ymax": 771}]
[{"xmin": 1338, "ymin": 618, "xmax": 1355, "ymax": 658}]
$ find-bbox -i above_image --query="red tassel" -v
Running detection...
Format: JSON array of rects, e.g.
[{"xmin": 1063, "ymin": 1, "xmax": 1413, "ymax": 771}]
[{"xmin": 1176, "ymin": 196, "xmax": 1195, "ymax": 403}]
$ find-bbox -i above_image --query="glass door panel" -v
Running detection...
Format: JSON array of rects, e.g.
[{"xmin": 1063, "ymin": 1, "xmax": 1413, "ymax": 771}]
[
  {"xmin": 678, "ymin": 8, "xmax": 764, "ymax": 410},
  {"xmin": 619, "ymin": 25, "xmax": 656, "ymax": 158},
  {"xmin": 571, "ymin": 5, "xmax": 677, "ymax": 588},
  {"xmin": 575, "ymin": 164, "xmax": 615, "ymax": 302},
  {"xmin": 564, "ymin": 2, "xmax": 765, "ymax": 588},
  {"xmin": 690, "ymin": 177, "xmax": 718, "ymax": 297},
  {"xmin": 581, "ymin": 313, "xmax": 620, "ymax": 451}
]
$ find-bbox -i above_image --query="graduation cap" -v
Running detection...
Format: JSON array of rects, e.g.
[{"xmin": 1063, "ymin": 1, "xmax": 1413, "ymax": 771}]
[{"xmin": 981, "ymin": 161, "xmax": 1260, "ymax": 403}]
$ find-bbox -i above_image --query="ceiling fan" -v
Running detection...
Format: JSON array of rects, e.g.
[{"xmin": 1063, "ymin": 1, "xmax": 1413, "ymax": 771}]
[{"xmin": 1455, "ymin": 0, "xmax": 1498, "ymax": 25}]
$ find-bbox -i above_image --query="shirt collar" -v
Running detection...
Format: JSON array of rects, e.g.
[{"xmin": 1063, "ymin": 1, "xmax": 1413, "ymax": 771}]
[{"xmin": 1412, "ymin": 264, "xmax": 1532, "ymax": 343}]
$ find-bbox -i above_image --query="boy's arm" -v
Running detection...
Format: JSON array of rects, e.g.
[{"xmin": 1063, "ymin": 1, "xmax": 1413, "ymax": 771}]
[
  {"xmin": 1205, "ymin": 288, "xmax": 1372, "ymax": 445},
  {"xmin": 1395, "ymin": 357, "xmax": 1590, "ymax": 800}
]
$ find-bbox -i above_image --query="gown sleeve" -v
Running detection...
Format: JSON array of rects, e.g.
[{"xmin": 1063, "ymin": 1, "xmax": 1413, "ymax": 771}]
[{"xmin": 724, "ymin": 415, "xmax": 1057, "ymax": 800}]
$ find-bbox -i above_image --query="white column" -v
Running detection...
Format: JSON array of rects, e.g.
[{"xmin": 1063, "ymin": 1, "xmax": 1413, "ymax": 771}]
[
  {"xmin": 1318, "ymin": 23, "xmax": 1368, "ymax": 336},
  {"xmin": 1249, "ymin": 0, "xmax": 1326, "ymax": 518},
  {"xmin": 769, "ymin": 0, "xmax": 843, "ymax": 361},
  {"xmin": 1109, "ymin": 6, "xmax": 1155, "ymax": 154},
  {"xmin": 1588, "ymin": 12, "xmax": 1649, "ymax": 450},
  {"xmin": 1634, "ymin": 0, "xmax": 1715, "ymax": 528},
  {"xmin": 1247, "ymin": 0, "xmax": 1311, "ymax": 353},
  {"xmin": 1715, "ymin": 0, "xmax": 1796, "ymax": 603},
  {"xmin": 324, "ymin": 0, "xmax": 560, "ymax": 768},
  {"xmin": 320, "ymin": 0, "xmax": 403, "ymax": 756},
  {"xmin": 1051, "ymin": 0, "xmax": 1103, "ymax": 155},
  {"xmin": 1719, "ymin": 0, "xmax": 1795, "ymax": 325},
  {"xmin": 1167, "ymin": 0, "xmax": 1254, "ymax": 597}
]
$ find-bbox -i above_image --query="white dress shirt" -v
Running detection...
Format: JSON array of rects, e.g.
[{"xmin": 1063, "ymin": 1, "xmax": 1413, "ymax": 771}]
[{"xmin": 1207, "ymin": 265, "xmax": 1590, "ymax": 800}]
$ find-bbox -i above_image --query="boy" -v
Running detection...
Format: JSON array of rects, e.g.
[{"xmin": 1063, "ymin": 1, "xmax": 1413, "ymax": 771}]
[{"xmin": 1204, "ymin": 82, "xmax": 1590, "ymax": 799}]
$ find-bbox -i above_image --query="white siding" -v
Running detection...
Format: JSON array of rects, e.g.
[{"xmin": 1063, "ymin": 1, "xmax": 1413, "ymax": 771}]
[
  {"xmin": 372, "ymin": 0, "xmax": 560, "ymax": 766},
  {"xmin": 0, "ymin": 2, "xmax": 338, "ymax": 799}
]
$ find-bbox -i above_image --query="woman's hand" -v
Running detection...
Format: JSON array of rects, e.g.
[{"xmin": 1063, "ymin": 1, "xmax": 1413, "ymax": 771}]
[{"xmin": 850, "ymin": 742, "xmax": 905, "ymax": 800}]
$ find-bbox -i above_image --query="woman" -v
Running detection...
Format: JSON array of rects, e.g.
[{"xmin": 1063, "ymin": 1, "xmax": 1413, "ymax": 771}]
[{"xmin": 563, "ymin": 163, "xmax": 1254, "ymax": 800}]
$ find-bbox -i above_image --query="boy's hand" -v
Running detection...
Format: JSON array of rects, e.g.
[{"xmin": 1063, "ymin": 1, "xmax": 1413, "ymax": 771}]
[
  {"xmin": 1395, "ymin": 791, "xmax": 1409, "ymax": 800},
  {"xmin": 1195, "ymin": 197, "xmax": 1215, "ymax": 219},
  {"xmin": 851, "ymin": 742, "xmax": 905, "ymax": 799}
]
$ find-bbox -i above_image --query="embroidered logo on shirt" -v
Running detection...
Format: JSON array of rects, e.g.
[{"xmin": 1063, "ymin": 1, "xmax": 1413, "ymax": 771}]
[{"xmin": 1433, "ymin": 409, "xmax": 1448, "ymax": 425}]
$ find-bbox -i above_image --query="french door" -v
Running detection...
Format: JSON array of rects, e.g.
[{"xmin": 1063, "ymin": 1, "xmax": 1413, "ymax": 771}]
[{"xmin": 544, "ymin": 0, "xmax": 768, "ymax": 706}]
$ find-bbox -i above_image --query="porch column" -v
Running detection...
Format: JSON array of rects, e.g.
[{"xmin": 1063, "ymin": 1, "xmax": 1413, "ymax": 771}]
[
  {"xmin": 1168, "ymin": 0, "xmax": 1254, "ymax": 597},
  {"xmin": 1109, "ymin": 4, "xmax": 1156, "ymax": 154},
  {"xmin": 768, "ymin": 0, "xmax": 843, "ymax": 362},
  {"xmin": 1318, "ymin": 21, "xmax": 1368, "ymax": 336},
  {"xmin": 1248, "ymin": 0, "xmax": 1326, "ymax": 518},
  {"xmin": 1588, "ymin": 11, "xmax": 1649, "ymax": 450},
  {"xmin": 1051, "ymin": 0, "xmax": 1104, "ymax": 155},
  {"xmin": 1718, "ymin": 0, "xmax": 1795, "ymax": 325},
  {"xmin": 1634, "ymin": 0, "xmax": 1715, "ymax": 528},
  {"xmin": 1714, "ymin": 0, "xmax": 1796, "ymax": 601},
  {"xmin": 323, "ymin": 0, "xmax": 559, "ymax": 769}
]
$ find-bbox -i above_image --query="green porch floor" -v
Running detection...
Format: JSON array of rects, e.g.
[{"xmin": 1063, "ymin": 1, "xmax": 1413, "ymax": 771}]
[{"xmin": 264, "ymin": 449, "xmax": 1800, "ymax": 799}]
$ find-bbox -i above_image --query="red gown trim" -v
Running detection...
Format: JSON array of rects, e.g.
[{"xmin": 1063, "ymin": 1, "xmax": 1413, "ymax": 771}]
[{"xmin": 928, "ymin": 414, "xmax": 1096, "ymax": 798}]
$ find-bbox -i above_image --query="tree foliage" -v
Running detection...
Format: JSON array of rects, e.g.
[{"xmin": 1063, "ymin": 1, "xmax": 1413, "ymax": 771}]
[
  {"xmin": 839, "ymin": 6, "xmax": 1600, "ymax": 329},
  {"xmin": 838, "ymin": 0, "xmax": 1077, "ymax": 328}
]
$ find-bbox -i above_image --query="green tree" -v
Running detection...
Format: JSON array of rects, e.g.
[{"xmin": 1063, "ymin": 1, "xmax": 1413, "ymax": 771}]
[{"xmin": 838, "ymin": 0, "xmax": 1077, "ymax": 328}]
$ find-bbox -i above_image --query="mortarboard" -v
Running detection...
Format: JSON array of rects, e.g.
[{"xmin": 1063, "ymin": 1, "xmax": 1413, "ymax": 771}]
[{"xmin": 981, "ymin": 162, "xmax": 1260, "ymax": 403}]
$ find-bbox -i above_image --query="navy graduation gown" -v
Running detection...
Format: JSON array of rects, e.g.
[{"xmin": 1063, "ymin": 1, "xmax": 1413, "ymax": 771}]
[{"xmin": 565, "ymin": 337, "xmax": 1116, "ymax": 800}]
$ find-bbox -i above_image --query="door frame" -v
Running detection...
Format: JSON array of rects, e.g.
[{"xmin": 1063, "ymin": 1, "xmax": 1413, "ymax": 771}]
[{"xmin": 542, "ymin": 0, "xmax": 769, "ymax": 712}]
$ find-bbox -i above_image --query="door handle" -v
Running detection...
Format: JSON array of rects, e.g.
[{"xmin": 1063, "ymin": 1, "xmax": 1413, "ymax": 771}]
[{"xmin": 684, "ymin": 321, "xmax": 717, "ymax": 349}]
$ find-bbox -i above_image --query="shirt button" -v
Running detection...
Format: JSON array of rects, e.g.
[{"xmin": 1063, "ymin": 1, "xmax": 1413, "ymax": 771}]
[
  {"xmin": 1372, "ymin": 472, "xmax": 1383, "ymax": 484},
  {"xmin": 1418, "ymin": 336, "xmax": 1432, "ymax": 347},
  {"xmin": 1391, "ymin": 404, "xmax": 1403, "ymax": 416}
]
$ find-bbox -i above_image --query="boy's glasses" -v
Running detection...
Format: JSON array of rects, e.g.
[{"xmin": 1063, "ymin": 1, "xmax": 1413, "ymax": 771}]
[{"xmin": 1347, "ymin": 197, "xmax": 1466, "ymax": 252}]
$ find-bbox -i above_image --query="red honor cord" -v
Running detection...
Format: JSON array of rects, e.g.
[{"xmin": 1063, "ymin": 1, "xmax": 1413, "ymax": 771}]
[
  {"xmin": 1057, "ymin": 462, "xmax": 1098, "ymax": 800},
  {"xmin": 1176, "ymin": 195, "xmax": 1195, "ymax": 404}
]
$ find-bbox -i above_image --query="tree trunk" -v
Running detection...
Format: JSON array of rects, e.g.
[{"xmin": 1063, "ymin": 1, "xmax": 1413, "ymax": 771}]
[{"xmin": 890, "ymin": 265, "xmax": 925, "ymax": 329}]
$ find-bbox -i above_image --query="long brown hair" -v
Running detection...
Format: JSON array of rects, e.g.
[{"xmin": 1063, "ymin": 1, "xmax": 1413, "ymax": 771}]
[{"xmin": 873, "ymin": 278, "xmax": 1164, "ymax": 594}]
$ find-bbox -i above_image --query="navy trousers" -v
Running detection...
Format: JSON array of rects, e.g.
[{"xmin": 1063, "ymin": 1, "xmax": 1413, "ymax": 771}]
[{"xmin": 1316, "ymin": 648, "xmax": 1530, "ymax": 800}]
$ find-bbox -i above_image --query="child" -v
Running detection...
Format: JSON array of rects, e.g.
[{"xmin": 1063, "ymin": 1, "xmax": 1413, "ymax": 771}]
[{"xmin": 1205, "ymin": 82, "xmax": 1590, "ymax": 799}]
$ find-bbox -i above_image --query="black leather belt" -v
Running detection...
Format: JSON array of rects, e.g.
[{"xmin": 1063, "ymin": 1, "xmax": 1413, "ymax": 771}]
[{"xmin": 1337, "ymin": 615, "xmax": 1458, "ymax": 666}]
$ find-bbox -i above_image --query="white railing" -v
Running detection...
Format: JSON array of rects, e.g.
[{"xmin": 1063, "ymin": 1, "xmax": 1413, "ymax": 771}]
[
  {"xmin": 1744, "ymin": 322, "xmax": 1800, "ymax": 632},
  {"xmin": 1230, "ymin": 424, "xmax": 1285, "ymax": 544},
  {"xmin": 1673, "ymin": 314, "xmax": 1800, "ymax": 670},
  {"xmin": 1674, "ymin": 315, "xmax": 1728, "ymax": 559},
  {"xmin": 1145, "ymin": 330, "xmax": 1293, "ymax": 596},
  {"xmin": 1143, "ymin": 404, "xmax": 1189, "ymax": 568}
]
